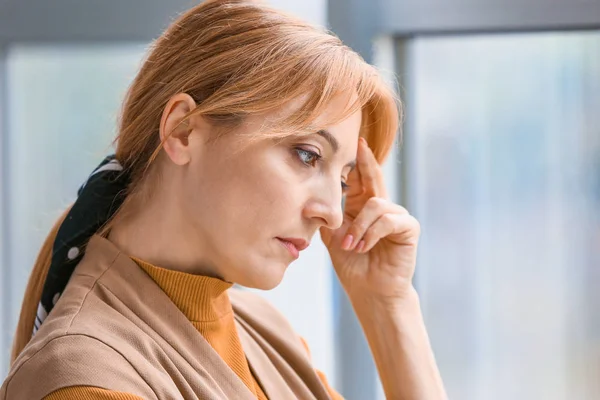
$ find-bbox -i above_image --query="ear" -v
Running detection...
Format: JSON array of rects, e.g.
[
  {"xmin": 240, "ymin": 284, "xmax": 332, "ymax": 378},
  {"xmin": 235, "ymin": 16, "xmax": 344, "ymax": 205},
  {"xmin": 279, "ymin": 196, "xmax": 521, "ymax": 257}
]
[{"xmin": 159, "ymin": 93, "xmax": 199, "ymax": 166}]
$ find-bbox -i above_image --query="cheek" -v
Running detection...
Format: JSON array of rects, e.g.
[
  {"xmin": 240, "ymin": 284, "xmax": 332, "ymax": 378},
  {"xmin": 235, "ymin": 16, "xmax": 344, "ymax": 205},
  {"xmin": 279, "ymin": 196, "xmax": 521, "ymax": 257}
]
[
  {"xmin": 189, "ymin": 145, "xmax": 306, "ymax": 242},
  {"xmin": 238, "ymin": 169, "xmax": 300, "ymax": 229},
  {"xmin": 235, "ymin": 178, "xmax": 305, "ymax": 248}
]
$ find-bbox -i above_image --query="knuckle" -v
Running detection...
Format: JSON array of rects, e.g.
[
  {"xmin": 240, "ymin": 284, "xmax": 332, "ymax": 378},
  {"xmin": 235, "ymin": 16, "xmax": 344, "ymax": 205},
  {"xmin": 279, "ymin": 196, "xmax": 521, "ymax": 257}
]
[
  {"xmin": 367, "ymin": 196, "xmax": 385, "ymax": 209},
  {"xmin": 382, "ymin": 213, "xmax": 396, "ymax": 225},
  {"xmin": 362, "ymin": 229, "xmax": 376, "ymax": 245},
  {"xmin": 352, "ymin": 221, "xmax": 368, "ymax": 234}
]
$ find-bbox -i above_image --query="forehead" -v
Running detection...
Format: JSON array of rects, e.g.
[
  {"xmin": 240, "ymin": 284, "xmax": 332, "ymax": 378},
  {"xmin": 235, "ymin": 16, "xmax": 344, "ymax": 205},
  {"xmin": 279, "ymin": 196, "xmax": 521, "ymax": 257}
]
[
  {"xmin": 305, "ymin": 91, "xmax": 362, "ymax": 127},
  {"xmin": 269, "ymin": 91, "xmax": 362, "ymax": 126},
  {"xmin": 314, "ymin": 94, "xmax": 362, "ymax": 155},
  {"xmin": 232, "ymin": 92, "xmax": 362, "ymax": 154},
  {"xmin": 289, "ymin": 92, "xmax": 363, "ymax": 147}
]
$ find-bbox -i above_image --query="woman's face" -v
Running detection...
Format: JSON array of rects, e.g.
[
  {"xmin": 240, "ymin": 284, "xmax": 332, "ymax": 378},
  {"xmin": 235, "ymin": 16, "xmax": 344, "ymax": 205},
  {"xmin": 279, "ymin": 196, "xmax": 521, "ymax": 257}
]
[{"xmin": 161, "ymin": 94, "xmax": 361, "ymax": 289}]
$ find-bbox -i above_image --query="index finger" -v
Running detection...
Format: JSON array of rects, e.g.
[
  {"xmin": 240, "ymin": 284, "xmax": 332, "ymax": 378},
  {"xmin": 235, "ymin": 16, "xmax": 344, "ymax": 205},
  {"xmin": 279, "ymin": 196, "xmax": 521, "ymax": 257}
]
[{"xmin": 357, "ymin": 137, "xmax": 387, "ymax": 199}]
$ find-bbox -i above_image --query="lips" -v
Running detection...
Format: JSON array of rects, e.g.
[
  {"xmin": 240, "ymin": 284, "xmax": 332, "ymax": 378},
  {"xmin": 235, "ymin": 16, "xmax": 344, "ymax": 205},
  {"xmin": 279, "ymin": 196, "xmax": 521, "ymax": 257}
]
[
  {"xmin": 278, "ymin": 237, "xmax": 310, "ymax": 251},
  {"xmin": 276, "ymin": 237, "xmax": 310, "ymax": 259}
]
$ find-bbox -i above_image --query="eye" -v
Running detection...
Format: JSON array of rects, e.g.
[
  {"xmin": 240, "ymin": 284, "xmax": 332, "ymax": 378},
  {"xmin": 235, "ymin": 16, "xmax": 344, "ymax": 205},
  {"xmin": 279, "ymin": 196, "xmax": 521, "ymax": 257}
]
[
  {"xmin": 294, "ymin": 148, "xmax": 322, "ymax": 167},
  {"xmin": 295, "ymin": 147, "xmax": 350, "ymax": 193}
]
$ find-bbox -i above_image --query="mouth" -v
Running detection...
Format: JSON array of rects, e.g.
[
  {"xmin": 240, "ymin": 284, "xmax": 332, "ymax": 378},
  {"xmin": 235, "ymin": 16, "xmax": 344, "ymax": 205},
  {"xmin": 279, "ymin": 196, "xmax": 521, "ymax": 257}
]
[{"xmin": 276, "ymin": 237, "xmax": 309, "ymax": 259}]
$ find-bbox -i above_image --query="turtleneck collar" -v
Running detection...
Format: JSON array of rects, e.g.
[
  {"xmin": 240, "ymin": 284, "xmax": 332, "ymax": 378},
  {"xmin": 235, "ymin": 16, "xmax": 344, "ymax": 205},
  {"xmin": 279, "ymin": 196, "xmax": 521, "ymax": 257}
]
[{"xmin": 130, "ymin": 256, "xmax": 234, "ymax": 322}]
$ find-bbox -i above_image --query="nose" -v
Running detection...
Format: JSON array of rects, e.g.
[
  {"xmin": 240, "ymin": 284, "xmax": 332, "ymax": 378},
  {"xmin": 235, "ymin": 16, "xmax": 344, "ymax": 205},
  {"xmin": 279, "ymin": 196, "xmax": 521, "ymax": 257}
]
[{"xmin": 303, "ymin": 180, "xmax": 344, "ymax": 230}]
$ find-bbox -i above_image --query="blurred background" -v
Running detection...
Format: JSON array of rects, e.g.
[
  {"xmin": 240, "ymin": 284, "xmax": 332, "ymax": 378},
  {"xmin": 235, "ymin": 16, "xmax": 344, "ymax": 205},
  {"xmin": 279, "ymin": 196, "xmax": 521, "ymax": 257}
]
[{"xmin": 1, "ymin": 0, "xmax": 599, "ymax": 399}]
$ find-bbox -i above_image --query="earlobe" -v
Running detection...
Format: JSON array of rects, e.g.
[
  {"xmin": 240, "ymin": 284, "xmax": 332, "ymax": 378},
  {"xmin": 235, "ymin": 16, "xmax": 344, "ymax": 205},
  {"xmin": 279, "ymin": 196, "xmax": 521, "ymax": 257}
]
[{"xmin": 160, "ymin": 93, "xmax": 198, "ymax": 166}]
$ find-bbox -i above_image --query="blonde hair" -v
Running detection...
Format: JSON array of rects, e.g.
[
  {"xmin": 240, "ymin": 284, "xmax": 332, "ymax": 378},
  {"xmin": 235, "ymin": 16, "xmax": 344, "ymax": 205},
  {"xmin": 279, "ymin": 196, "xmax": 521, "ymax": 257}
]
[{"xmin": 11, "ymin": 0, "xmax": 400, "ymax": 363}]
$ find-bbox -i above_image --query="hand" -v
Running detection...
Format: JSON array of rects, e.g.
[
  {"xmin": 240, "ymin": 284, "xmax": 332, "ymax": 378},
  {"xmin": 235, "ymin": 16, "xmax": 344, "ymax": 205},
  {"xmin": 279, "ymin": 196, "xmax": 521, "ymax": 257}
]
[{"xmin": 320, "ymin": 138, "xmax": 421, "ymax": 301}]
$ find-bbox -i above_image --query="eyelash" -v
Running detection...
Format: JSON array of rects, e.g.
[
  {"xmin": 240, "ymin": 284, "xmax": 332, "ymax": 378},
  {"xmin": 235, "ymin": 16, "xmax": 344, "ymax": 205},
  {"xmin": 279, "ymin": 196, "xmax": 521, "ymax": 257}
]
[
  {"xmin": 294, "ymin": 148, "xmax": 350, "ymax": 193},
  {"xmin": 295, "ymin": 148, "xmax": 321, "ymax": 167}
]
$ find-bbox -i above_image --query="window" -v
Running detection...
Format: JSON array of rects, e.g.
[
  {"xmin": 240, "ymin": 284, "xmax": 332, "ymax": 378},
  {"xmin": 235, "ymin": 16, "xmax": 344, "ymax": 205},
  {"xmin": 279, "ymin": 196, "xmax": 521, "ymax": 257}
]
[{"xmin": 403, "ymin": 31, "xmax": 600, "ymax": 400}]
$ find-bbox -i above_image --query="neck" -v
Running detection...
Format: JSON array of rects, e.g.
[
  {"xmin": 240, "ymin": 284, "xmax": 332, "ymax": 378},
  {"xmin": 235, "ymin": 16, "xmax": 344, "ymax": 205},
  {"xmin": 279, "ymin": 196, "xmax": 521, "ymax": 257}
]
[{"xmin": 107, "ymin": 187, "xmax": 221, "ymax": 279}]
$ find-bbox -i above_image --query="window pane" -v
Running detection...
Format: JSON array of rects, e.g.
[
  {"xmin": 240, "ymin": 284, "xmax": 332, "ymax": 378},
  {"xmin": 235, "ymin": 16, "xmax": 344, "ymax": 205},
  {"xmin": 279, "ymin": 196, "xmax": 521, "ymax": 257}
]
[{"xmin": 407, "ymin": 31, "xmax": 600, "ymax": 400}]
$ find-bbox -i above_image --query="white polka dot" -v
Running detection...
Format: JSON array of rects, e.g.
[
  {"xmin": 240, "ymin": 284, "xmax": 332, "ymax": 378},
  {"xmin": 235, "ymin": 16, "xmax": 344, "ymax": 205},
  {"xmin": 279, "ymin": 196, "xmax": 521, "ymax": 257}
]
[
  {"xmin": 67, "ymin": 247, "xmax": 80, "ymax": 260},
  {"xmin": 52, "ymin": 292, "xmax": 61, "ymax": 305}
]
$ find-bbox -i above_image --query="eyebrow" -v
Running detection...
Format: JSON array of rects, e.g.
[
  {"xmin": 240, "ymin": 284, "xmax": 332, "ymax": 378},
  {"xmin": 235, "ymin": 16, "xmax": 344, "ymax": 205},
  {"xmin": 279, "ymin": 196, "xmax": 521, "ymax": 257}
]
[{"xmin": 315, "ymin": 129, "xmax": 357, "ymax": 171}]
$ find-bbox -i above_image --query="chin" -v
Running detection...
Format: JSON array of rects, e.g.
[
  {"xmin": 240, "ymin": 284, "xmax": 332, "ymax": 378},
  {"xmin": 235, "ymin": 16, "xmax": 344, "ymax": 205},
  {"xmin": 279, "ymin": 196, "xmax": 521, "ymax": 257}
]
[{"xmin": 239, "ymin": 262, "xmax": 287, "ymax": 291}]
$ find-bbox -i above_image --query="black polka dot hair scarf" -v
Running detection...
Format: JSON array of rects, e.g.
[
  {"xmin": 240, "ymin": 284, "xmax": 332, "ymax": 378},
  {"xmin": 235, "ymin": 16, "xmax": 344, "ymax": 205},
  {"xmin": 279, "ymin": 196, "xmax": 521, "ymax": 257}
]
[{"xmin": 34, "ymin": 155, "xmax": 130, "ymax": 336}]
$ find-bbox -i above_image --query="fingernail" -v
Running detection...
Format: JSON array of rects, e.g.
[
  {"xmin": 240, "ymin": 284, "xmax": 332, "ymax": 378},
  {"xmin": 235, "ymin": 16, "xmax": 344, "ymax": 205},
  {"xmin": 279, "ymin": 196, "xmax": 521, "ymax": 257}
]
[
  {"xmin": 356, "ymin": 240, "xmax": 365, "ymax": 253},
  {"xmin": 342, "ymin": 234, "xmax": 353, "ymax": 250}
]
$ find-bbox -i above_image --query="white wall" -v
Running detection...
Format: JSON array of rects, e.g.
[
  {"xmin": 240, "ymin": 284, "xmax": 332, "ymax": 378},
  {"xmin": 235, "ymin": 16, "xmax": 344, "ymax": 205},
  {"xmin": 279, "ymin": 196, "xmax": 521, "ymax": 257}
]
[{"xmin": 269, "ymin": 0, "xmax": 326, "ymax": 27}]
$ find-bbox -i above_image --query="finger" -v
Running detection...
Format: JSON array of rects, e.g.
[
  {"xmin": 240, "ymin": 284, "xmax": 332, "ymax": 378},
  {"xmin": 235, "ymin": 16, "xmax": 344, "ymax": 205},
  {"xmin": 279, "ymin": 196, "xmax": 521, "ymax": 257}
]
[
  {"xmin": 345, "ymin": 166, "xmax": 364, "ymax": 197},
  {"xmin": 341, "ymin": 197, "xmax": 407, "ymax": 250},
  {"xmin": 357, "ymin": 137, "xmax": 387, "ymax": 199},
  {"xmin": 357, "ymin": 213, "xmax": 421, "ymax": 254}
]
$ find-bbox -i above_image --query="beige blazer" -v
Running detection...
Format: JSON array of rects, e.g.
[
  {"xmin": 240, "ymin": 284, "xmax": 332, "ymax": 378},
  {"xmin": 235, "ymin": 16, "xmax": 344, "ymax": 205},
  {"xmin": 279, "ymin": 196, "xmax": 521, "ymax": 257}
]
[{"xmin": 1, "ymin": 235, "xmax": 334, "ymax": 400}]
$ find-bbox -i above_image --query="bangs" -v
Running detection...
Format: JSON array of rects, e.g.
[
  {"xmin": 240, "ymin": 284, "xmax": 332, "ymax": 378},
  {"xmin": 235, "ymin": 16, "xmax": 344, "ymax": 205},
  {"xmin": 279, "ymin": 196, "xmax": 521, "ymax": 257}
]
[{"xmin": 245, "ymin": 44, "xmax": 401, "ymax": 163}]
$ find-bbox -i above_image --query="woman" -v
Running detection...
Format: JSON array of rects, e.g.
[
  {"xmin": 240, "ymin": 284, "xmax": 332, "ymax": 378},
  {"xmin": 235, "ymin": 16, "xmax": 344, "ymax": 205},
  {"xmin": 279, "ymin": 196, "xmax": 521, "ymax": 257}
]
[{"xmin": 1, "ymin": 0, "xmax": 447, "ymax": 399}]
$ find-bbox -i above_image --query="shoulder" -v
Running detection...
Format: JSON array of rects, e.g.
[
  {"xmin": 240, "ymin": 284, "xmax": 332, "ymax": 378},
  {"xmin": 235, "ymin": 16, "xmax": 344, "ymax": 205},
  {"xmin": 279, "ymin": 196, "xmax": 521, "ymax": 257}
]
[
  {"xmin": 3, "ymin": 258, "xmax": 159, "ymax": 399},
  {"xmin": 2, "ymin": 334, "xmax": 156, "ymax": 400}
]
